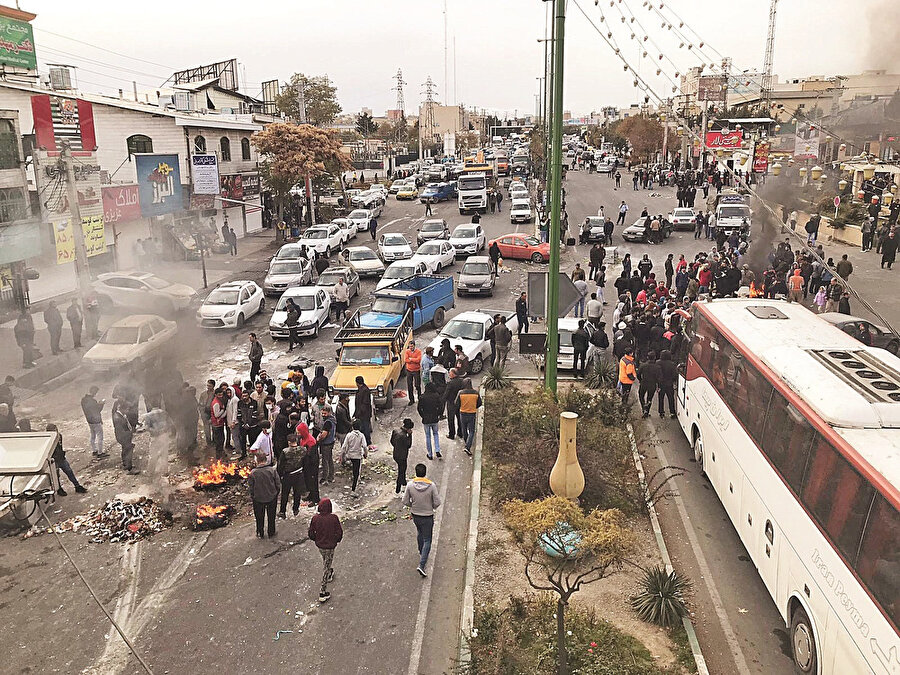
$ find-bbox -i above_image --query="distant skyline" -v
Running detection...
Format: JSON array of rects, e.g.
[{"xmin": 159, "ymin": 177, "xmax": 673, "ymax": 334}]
[{"xmin": 25, "ymin": 0, "xmax": 899, "ymax": 118}]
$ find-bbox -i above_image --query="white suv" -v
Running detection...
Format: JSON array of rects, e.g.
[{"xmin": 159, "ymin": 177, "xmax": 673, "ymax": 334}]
[
  {"xmin": 197, "ymin": 280, "xmax": 265, "ymax": 329},
  {"xmin": 301, "ymin": 224, "xmax": 345, "ymax": 256},
  {"xmin": 448, "ymin": 223, "xmax": 486, "ymax": 257}
]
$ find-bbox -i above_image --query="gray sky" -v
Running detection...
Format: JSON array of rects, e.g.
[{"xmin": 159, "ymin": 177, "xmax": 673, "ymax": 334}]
[{"xmin": 29, "ymin": 0, "xmax": 891, "ymax": 118}]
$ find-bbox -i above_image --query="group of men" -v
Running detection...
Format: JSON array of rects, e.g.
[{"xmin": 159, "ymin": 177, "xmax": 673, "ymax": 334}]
[{"xmin": 14, "ymin": 298, "xmax": 100, "ymax": 369}]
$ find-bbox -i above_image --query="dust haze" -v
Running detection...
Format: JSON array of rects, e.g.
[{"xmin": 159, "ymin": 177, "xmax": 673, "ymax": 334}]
[{"xmin": 865, "ymin": 0, "xmax": 900, "ymax": 70}]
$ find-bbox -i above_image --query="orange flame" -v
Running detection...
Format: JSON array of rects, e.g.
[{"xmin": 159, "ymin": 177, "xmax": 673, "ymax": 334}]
[
  {"xmin": 749, "ymin": 281, "xmax": 763, "ymax": 298},
  {"xmin": 193, "ymin": 459, "xmax": 251, "ymax": 487},
  {"xmin": 196, "ymin": 504, "xmax": 229, "ymax": 524}
]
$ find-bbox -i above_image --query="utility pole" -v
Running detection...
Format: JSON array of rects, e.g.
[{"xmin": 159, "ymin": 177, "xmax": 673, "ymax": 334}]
[
  {"xmin": 60, "ymin": 142, "xmax": 92, "ymax": 301},
  {"xmin": 545, "ymin": 0, "xmax": 566, "ymax": 394},
  {"xmin": 761, "ymin": 0, "xmax": 779, "ymax": 110}
]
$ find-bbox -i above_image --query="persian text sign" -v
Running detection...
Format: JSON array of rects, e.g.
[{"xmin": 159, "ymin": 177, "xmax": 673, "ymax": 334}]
[
  {"xmin": 705, "ymin": 131, "xmax": 743, "ymax": 150},
  {"xmin": 135, "ymin": 154, "xmax": 183, "ymax": 217},
  {"xmin": 0, "ymin": 16, "xmax": 36, "ymax": 70},
  {"xmin": 191, "ymin": 154, "xmax": 220, "ymax": 195},
  {"xmin": 54, "ymin": 220, "xmax": 74, "ymax": 265},
  {"xmin": 753, "ymin": 142, "xmax": 770, "ymax": 173},
  {"xmin": 102, "ymin": 184, "xmax": 141, "ymax": 224},
  {"xmin": 54, "ymin": 216, "xmax": 107, "ymax": 264}
]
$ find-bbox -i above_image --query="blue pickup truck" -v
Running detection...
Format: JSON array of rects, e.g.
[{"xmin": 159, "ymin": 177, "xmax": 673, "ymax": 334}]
[
  {"xmin": 419, "ymin": 182, "xmax": 457, "ymax": 204},
  {"xmin": 360, "ymin": 274, "xmax": 455, "ymax": 330}
]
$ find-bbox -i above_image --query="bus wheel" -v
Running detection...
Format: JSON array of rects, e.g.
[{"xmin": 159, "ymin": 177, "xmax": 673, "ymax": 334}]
[
  {"xmin": 693, "ymin": 430, "xmax": 705, "ymax": 475},
  {"xmin": 790, "ymin": 607, "xmax": 817, "ymax": 674}
]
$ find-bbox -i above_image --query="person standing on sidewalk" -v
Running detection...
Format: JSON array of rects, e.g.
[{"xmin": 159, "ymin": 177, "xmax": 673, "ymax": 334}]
[
  {"xmin": 47, "ymin": 423, "xmax": 87, "ymax": 495},
  {"xmin": 81, "ymin": 386, "xmax": 107, "ymax": 458},
  {"xmin": 248, "ymin": 452, "xmax": 280, "ymax": 539},
  {"xmin": 316, "ymin": 406, "xmax": 337, "ymax": 484},
  {"xmin": 340, "ymin": 420, "xmax": 368, "ymax": 496},
  {"xmin": 417, "ymin": 382, "xmax": 443, "ymax": 460},
  {"xmin": 404, "ymin": 340, "xmax": 423, "ymax": 404},
  {"xmin": 493, "ymin": 316, "xmax": 512, "ymax": 368},
  {"xmin": 14, "ymin": 309, "xmax": 35, "ymax": 369},
  {"xmin": 66, "ymin": 300, "xmax": 83, "ymax": 349},
  {"xmin": 198, "ymin": 379, "xmax": 215, "ymax": 445},
  {"xmin": 455, "ymin": 378, "xmax": 481, "ymax": 456},
  {"xmin": 402, "ymin": 463, "xmax": 442, "ymax": 577},
  {"xmin": 277, "ymin": 434, "xmax": 304, "ymax": 518},
  {"xmin": 391, "ymin": 418, "xmax": 414, "ymax": 495},
  {"xmin": 44, "ymin": 301, "xmax": 64, "ymax": 355},
  {"xmin": 308, "ymin": 497, "xmax": 342, "ymax": 603},
  {"xmin": 443, "ymin": 368, "xmax": 464, "ymax": 440},
  {"xmin": 248, "ymin": 333, "xmax": 263, "ymax": 382}
]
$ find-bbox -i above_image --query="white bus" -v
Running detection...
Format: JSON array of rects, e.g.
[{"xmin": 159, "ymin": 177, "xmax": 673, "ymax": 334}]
[{"xmin": 677, "ymin": 299, "xmax": 899, "ymax": 675}]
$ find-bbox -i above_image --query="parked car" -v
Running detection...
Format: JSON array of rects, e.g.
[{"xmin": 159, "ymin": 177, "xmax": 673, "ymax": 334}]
[
  {"xmin": 83, "ymin": 315, "xmax": 177, "ymax": 371},
  {"xmin": 583, "ymin": 216, "xmax": 607, "ymax": 243},
  {"xmin": 352, "ymin": 191, "xmax": 385, "ymax": 212},
  {"xmin": 820, "ymin": 313, "xmax": 900, "ymax": 354},
  {"xmin": 272, "ymin": 242, "xmax": 312, "ymax": 263},
  {"xmin": 669, "ymin": 207, "xmax": 697, "ymax": 231},
  {"xmin": 426, "ymin": 309, "xmax": 518, "ymax": 375},
  {"xmin": 389, "ymin": 178, "xmax": 411, "ymax": 194},
  {"xmin": 456, "ymin": 255, "xmax": 496, "ymax": 296},
  {"xmin": 376, "ymin": 260, "xmax": 429, "ymax": 292},
  {"xmin": 316, "ymin": 266, "xmax": 360, "ymax": 300},
  {"xmin": 378, "ymin": 233, "xmax": 413, "ymax": 262},
  {"xmin": 348, "ymin": 208, "xmax": 374, "ymax": 233},
  {"xmin": 345, "ymin": 246, "xmax": 385, "ymax": 277},
  {"xmin": 621, "ymin": 216, "xmax": 673, "ymax": 242},
  {"xmin": 301, "ymin": 223, "xmax": 345, "ymax": 256},
  {"xmin": 489, "ymin": 233, "xmax": 550, "ymax": 263},
  {"xmin": 331, "ymin": 217, "xmax": 357, "ymax": 242},
  {"xmin": 263, "ymin": 259, "xmax": 312, "ymax": 296},
  {"xmin": 411, "ymin": 240, "xmax": 456, "ymax": 273},
  {"xmin": 417, "ymin": 218, "xmax": 450, "ymax": 245},
  {"xmin": 509, "ymin": 198, "xmax": 533, "ymax": 224},
  {"xmin": 448, "ymin": 223, "xmax": 486, "ymax": 257},
  {"xmin": 269, "ymin": 287, "xmax": 332, "ymax": 339},
  {"xmin": 197, "ymin": 280, "xmax": 265, "ymax": 329},
  {"xmin": 93, "ymin": 271, "xmax": 195, "ymax": 314},
  {"xmin": 420, "ymin": 182, "xmax": 456, "ymax": 203},
  {"xmin": 396, "ymin": 183, "xmax": 419, "ymax": 200}
]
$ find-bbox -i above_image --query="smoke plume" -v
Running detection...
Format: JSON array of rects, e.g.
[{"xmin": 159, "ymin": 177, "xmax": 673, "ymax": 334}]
[{"xmin": 866, "ymin": 0, "xmax": 900, "ymax": 71}]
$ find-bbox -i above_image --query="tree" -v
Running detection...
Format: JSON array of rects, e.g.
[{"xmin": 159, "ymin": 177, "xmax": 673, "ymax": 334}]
[
  {"xmin": 251, "ymin": 123, "xmax": 351, "ymax": 236},
  {"xmin": 356, "ymin": 112, "xmax": 378, "ymax": 137},
  {"xmin": 455, "ymin": 131, "xmax": 479, "ymax": 156},
  {"xmin": 275, "ymin": 73, "xmax": 341, "ymax": 127},
  {"xmin": 529, "ymin": 126, "xmax": 547, "ymax": 181},
  {"xmin": 503, "ymin": 496, "xmax": 635, "ymax": 675},
  {"xmin": 617, "ymin": 116, "xmax": 664, "ymax": 163}
]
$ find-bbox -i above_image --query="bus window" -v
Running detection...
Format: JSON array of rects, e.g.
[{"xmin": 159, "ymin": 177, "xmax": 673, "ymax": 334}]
[
  {"xmin": 730, "ymin": 362, "xmax": 772, "ymax": 443},
  {"xmin": 856, "ymin": 496, "xmax": 900, "ymax": 627},
  {"xmin": 763, "ymin": 392, "xmax": 814, "ymax": 492}
]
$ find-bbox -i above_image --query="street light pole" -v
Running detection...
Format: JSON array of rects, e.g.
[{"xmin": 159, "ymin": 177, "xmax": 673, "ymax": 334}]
[
  {"xmin": 60, "ymin": 142, "xmax": 92, "ymax": 302},
  {"xmin": 545, "ymin": 0, "xmax": 566, "ymax": 394}
]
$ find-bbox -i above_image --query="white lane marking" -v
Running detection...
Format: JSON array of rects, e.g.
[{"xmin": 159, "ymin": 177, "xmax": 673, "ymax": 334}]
[
  {"xmin": 654, "ymin": 438, "xmax": 752, "ymax": 675},
  {"xmin": 406, "ymin": 455, "xmax": 454, "ymax": 675},
  {"xmin": 378, "ymin": 217, "xmax": 409, "ymax": 234}
]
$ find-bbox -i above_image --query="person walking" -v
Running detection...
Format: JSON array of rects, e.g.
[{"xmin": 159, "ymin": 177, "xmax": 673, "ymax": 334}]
[
  {"xmin": 332, "ymin": 277, "xmax": 351, "ymax": 324},
  {"xmin": 637, "ymin": 351, "xmax": 660, "ymax": 418},
  {"xmin": 456, "ymin": 378, "xmax": 481, "ymax": 456},
  {"xmin": 391, "ymin": 418, "xmax": 414, "ymax": 495},
  {"xmin": 368, "ymin": 215, "xmax": 378, "ymax": 240},
  {"xmin": 340, "ymin": 420, "xmax": 368, "ymax": 495},
  {"xmin": 515, "ymin": 292, "xmax": 529, "ymax": 335},
  {"xmin": 835, "ymin": 254, "xmax": 853, "ymax": 281},
  {"xmin": 417, "ymin": 382, "xmax": 443, "ymax": 460},
  {"xmin": 248, "ymin": 333, "xmax": 263, "ymax": 382},
  {"xmin": 493, "ymin": 316, "xmax": 512, "ymax": 368},
  {"xmin": 354, "ymin": 376, "xmax": 375, "ymax": 447},
  {"xmin": 657, "ymin": 350, "xmax": 677, "ymax": 418},
  {"xmin": 881, "ymin": 229, "xmax": 898, "ymax": 269},
  {"xmin": 44, "ymin": 301, "xmax": 64, "ymax": 355},
  {"xmin": 424, "ymin": 200, "xmax": 433, "ymax": 217},
  {"xmin": 443, "ymin": 368, "xmax": 464, "ymax": 440},
  {"xmin": 496, "ymin": 190, "xmax": 503, "ymax": 212},
  {"xmin": 861, "ymin": 217, "xmax": 875, "ymax": 252},
  {"xmin": 277, "ymin": 434, "xmax": 304, "ymax": 517},
  {"xmin": 618, "ymin": 348, "xmax": 637, "ymax": 404},
  {"xmin": 248, "ymin": 452, "xmax": 280, "ymax": 539},
  {"xmin": 308, "ymin": 497, "xmax": 342, "ymax": 602},
  {"xmin": 404, "ymin": 340, "xmax": 423, "ymax": 405},
  {"xmin": 285, "ymin": 298, "xmax": 301, "ymax": 352},
  {"xmin": 81, "ymin": 386, "xmax": 107, "ymax": 458},
  {"xmin": 403, "ymin": 463, "xmax": 442, "ymax": 577},
  {"xmin": 47, "ymin": 423, "xmax": 87, "ymax": 495},
  {"xmin": 297, "ymin": 422, "xmax": 320, "ymax": 505},
  {"xmin": 316, "ymin": 407, "xmax": 337, "ymax": 484},
  {"xmin": 112, "ymin": 395, "xmax": 136, "ymax": 473},
  {"xmin": 66, "ymin": 300, "xmax": 83, "ymax": 349}
]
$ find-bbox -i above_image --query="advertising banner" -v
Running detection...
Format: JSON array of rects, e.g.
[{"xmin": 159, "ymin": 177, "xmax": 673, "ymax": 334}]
[
  {"xmin": 191, "ymin": 154, "xmax": 220, "ymax": 195},
  {"xmin": 793, "ymin": 122, "xmax": 821, "ymax": 160},
  {"xmin": 101, "ymin": 184, "xmax": 141, "ymax": 224},
  {"xmin": 54, "ymin": 216, "xmax": 107, "ymax": 264},
  {"xmin": 135, "ymin": 154, "xmax": 183, "ymax": 217},
  {"xmin": 705, "ymin": 130, "xmax": 743, "ymax": 150},
  {"xmin": 241, "ymin": 173, "xmax": 260, "ymax": 196},
  {"xmin": 0, "ymin": 16, "xmax": 36, "ymax": 69},
  {"xmin": 697, "ymin": 75, "xmax": 726, "ymax": 103},
  {"xmin": 753, "ymin": 142, "xmax": 770, "ymax": 173},
  {"xmin": 54, "ymin": 220, "xmax": 74, "ymax": 265},
  {"xmin": 220, "ymin": 174, "xmax": 244, "ymax": 201}
]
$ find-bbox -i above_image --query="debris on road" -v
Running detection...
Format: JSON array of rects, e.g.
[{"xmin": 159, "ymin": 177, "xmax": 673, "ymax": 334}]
[
  {"xmin": 193, "ymin": 459, "xmax": 251, "ymax": 490},
  {"xmin": 193, "ymin": 504, "xmax": 233, "ymax": 530},
  {"xmin": 23, "ymin": 497, "xmax": 172, "ymax": 543},
  {"xmin": 273, "ymin": 630, "xmax": 293, "ymax": 641}
]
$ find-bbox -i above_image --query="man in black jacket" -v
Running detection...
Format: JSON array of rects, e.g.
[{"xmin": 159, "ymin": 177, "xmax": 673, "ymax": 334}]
[
  {"xmin": 81, "ymin": 386, "xmax": 107, "ymax": 458},
  {"xmin": 637, "ymin": 351, "xmax": 661, "ymax": 418},
  {"xmin": 443, "ymin": 368, "xmax": 464, "ymax": 440},
  {"xmin": 248, "ymin": 333, "xmax": 263, "ymax": 382},
  {"xmin": 571, "ymin": 320, "xmax": 590, "ymax": 378},
  {"xmin": 334, "ymin": 393, "xmax": 352, "ymax": 446},
  {"xmin": 354, "ymin": 377, "xmax": 374, "ymax": 446},
  {"xmin": 237, "ymin": 390, "xmax": 260, "ymax": 459},
  {"xmin": 515, "ymin": 292, "xmax": 529, "ymax": 335},
  {"xmin": 417, "ymin": 382, "xmax": 444, "ymax": 459},
  {"xmin": 657, "ymin": 350, "xmax": 678, "ymax": 418},
  {"xmin": 391, "ymin": 418, "xmax": 414, "ymax": 494}
]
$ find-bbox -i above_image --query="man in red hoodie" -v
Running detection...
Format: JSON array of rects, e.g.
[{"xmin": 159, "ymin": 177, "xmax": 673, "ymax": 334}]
[{"xmin": 308, "ymin": 498, "xmax": 343, "ymax": 603}]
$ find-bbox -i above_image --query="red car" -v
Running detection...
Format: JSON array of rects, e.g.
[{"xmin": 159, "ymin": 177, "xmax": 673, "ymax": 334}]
[{"xmin": 489, "ymin": 234, "xmax": 551, "ymax": 263}]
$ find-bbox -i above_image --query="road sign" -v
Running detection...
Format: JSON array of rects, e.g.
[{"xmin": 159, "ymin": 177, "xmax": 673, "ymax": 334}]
[
  {"xmin": 527, "ymin": 271, "xmax": 581, "ymax": 318},
  {"xmin": 834, "ymin": 196, "xmax": 841, "ymax": 208}
]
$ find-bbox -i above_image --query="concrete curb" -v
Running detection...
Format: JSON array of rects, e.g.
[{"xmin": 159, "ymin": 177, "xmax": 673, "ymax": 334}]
[
  {"xmin": 457, "ymin": 384, "xmax": 486, "ymax": 667},
  {"xmin": 627, "ymin": 422, "xmax": 709, "ymax": 675}
]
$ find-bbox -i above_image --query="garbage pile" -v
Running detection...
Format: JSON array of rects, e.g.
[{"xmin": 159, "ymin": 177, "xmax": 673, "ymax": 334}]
[{"xmin": 23, "ymin": 497, "xmax": 172, "ymax": 543}]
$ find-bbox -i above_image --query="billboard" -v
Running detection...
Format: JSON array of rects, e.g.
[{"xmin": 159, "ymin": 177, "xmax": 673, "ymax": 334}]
[
  {"xmin": 31, "ymin": 95, "xmax": 97, "ymax": 152},
  {"xmin": 0, "ymin": 16, "xmax": 36, "ymax": 70},
  {"xmin": 241, "ymin": 173, "xmax": 260, "ymax": 196},
  {"xmin": 102, "ymin": 185, "xmax": 141, "ymax": 224},
  {"xmin": 135, "ymin": 154, "xmax": 183, "ymax": 217},
  {"xmin": 794, "ymin": 122, "xmax": 821, "ymax": 160},
  {"xmin": 53, "ymin": 216, "xmax": 107, "ymax": 265},
  {"xmin": 697, "ymin": 76, "xmax": 726, "ymax": 103},
  {"xmin": 753, "ymin": 142, "xmax": 770, "ymax": 173},
  {"xmin": 191, "ymin": 154, "xmax": 220, "ymax": 195},
  {"xmin": 705, "ymin": 130, "xmax": 743, "ymax": 150},
  {"xmin": 220, "ymin": 174, "xmax": 244, "ymax": 201}
]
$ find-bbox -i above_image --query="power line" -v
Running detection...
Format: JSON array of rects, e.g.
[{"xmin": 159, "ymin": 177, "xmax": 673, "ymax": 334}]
[
  {"xmin": 34, "ymin": 27, "xmax": 177, "ymax": 70},
  {"xmin": 37, "ymin": 43, "xmax": 170, "ymax": 81}
]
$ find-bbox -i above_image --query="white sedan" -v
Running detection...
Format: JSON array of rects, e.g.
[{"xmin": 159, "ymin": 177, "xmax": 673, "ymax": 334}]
[
  {"xmin": 376, "ymin": 260, "xmax": 428, "ymax": 292},
  {"xmin": 92, "ymin": 271, "xmax": 195, "ymax": 315},
  {"xmin": 411, "ymin": 240, "xmax": 456, "ymax": 274},
  {"xmin": 301, "ymin": 224, "xmax": 345, "ymax": 256},
  {"xmin": 348, "ymin": 209, "xmax": 374, "ymax": 233},
  {"xmin": 84, "ymin": 315, "xmax": 177, "ymax": 372},
  {"xmin": 269, "ymin": 287, "xmax": 332, "ymax": 339},
  {"xmin": 346, "ymin": 246, "xmax": 385, "ymax": 277},
  {"xmin": 378, "ymin": 233, "xmax": 413, "ymax": 262},
  {"xmin": 196, "ymin": 280, "xmax": 265, "ymax": 329},
  {"xmin": 331, "ymin": 218, "xmax": 357, "ymax": 242}
]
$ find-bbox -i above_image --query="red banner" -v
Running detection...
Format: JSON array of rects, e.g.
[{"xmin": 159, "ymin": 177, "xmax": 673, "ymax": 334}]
[
  {"xmin": 753, "ymin": 142, "xmax": 770, "ymax": 173},
  {"xmin": 705, "ymin": 130, "xmax": 743, "ymax": 149},
  {"xmin": 101, "ymin": 184, "xmax": 141, "ymax": 224}
]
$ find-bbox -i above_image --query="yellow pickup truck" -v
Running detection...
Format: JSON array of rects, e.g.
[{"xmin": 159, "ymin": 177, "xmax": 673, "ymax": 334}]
[{"xmin": 328, "ymin": 308, "xmax": 413, "ymax": 409}]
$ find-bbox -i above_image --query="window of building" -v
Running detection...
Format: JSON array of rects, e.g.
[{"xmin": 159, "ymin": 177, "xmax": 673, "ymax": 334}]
[
  {"xmin": 241, "ymin": 137, "xmax": 251, "ymax": 161},
  {"xmin": 126, "ymin": 134, "xmax": 153, "ymax": 157},
  {"xmin": 220, "ymin": 137, "xmax": 231, "ymax": 161},
  {"xmin": 0, "ymin": 119, "xmax": 19, "ymax": 169},
  {"xmin": 0, "ymin": 187, "xmax": 27, "ymax": 223},
  {"xmin": 194, "ymin": 135, "xmax": 206, "ymax": 153}
]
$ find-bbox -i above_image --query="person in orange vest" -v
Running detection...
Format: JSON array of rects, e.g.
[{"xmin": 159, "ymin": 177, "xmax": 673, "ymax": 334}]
[
  {"xmin": 404, "ymin": 340, "xmax": 423, "ymax": 405},
  {"xmin": 787, "ymin": 266, "xmax": 804, "ymax": 304},
  {"xmin": 618, "ymin": 347, "xmax": 637, "ymax": 404}
]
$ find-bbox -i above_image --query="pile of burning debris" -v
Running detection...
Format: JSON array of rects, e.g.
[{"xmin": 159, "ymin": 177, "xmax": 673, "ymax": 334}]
[
  {"xmin": 23, "ymin": 497, "xmax": 172, "ymax": 543},
  {"xmin": 186, "ymin": 459, "xmax": 252, "ymax": 530},
  {"xmin": 193, "ymin": 459, "xmax": 251, "ymax": 490},
  {"xmin": 194, "ymin": 503, "xmax": 234, "ymax": 530}
]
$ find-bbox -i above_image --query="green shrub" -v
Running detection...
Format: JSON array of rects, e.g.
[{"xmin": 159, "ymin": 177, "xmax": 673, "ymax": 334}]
[
  {"xmin": 482, "ymin": 364, "xmax": 512, "ymax": 390},
  {"xmin": 631, "ymin": 566, "xmax": 691, "ymax": 628},
  {"xmin": 465, "ymin": 594, "xmax": 676, "ymax": 675}
]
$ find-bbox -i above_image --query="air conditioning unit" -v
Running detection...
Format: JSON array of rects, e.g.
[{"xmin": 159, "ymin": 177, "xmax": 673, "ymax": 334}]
[
  {"xmin": 49, "ymin": 66, "xmax": 73, "ymax": 91},
  {"xmin": 173, "ymin": 92, "xmax": 193, "ymax": 111},
  {"xmin": 158, "ymin": 95, "xmax": 175, "ymax": 108}
]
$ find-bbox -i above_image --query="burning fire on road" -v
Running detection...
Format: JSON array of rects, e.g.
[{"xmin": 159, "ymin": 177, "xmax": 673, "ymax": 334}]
[
  {"xmin": 194, "ymin": 504, "xmax": 233, "ymax": 530},
  {"xmin": 749, "ymin": 282, "xmax": 763, "ymax": 298},
  {"xmin": 193, "ymin": 459, "xmax": 251, "ymax": 490}
]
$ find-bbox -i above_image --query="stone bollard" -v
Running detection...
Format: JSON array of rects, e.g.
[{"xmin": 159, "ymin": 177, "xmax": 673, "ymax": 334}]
[{"xmin": 549, "ymin": 411, "xmax": 584, "ymax": 499}]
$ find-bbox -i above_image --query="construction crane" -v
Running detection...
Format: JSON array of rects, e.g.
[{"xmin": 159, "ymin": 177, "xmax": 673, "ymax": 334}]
[{"xmin": 761, "ymin": 0, "xmax": 778, "ymax": 109}]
